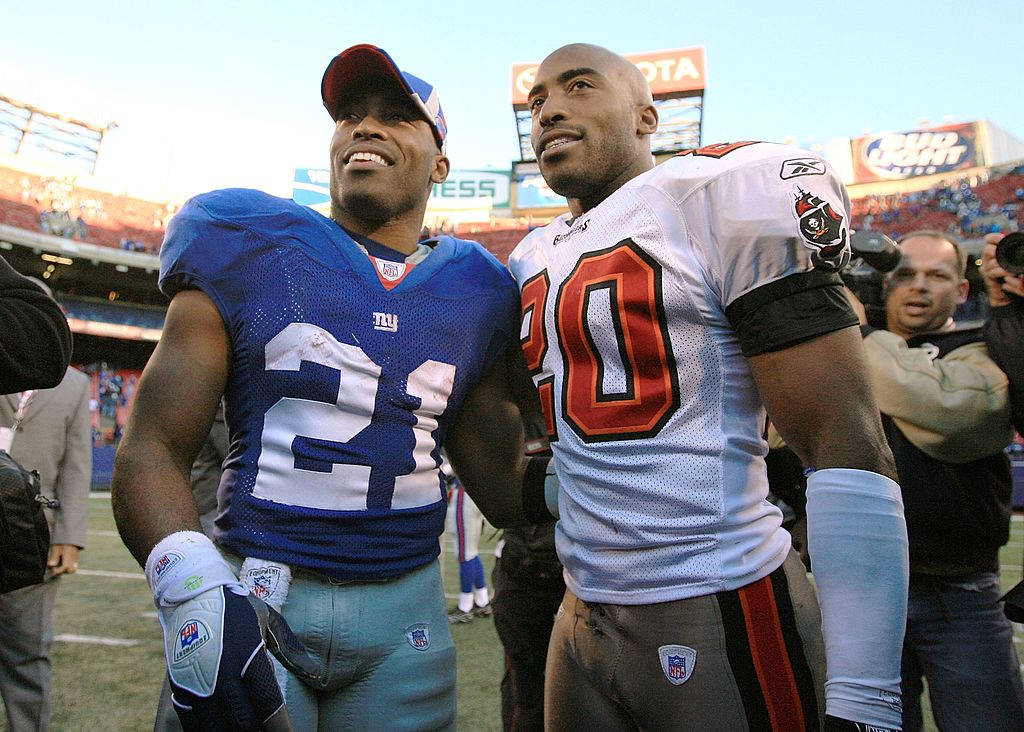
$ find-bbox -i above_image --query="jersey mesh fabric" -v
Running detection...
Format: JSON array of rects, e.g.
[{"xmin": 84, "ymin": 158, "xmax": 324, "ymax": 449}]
[
  {"xmin": 508, "ymin": 143, "xmax": 853, "ymax": 604},
  {"xmin": 160, "ymin": 189, "xmax": 518, "ymax": 580}
]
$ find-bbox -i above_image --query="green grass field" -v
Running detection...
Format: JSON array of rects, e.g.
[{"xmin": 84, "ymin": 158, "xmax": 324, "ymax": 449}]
[{"xmin": 2, "ymin": 495, "xmax": 1021, "ymax": 731}]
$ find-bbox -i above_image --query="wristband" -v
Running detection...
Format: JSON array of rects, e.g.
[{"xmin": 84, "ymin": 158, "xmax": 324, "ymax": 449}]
[
  {"xmin": 522, "ymin": 456, "xmax": 557, "ymax": 524},
  {"xmin": 544, "ymin": 460, "xmax": 560, "ymax": 520},
  {"xmin": 146, "ymin": 530, "xmax": 244, "ymax": 606}
]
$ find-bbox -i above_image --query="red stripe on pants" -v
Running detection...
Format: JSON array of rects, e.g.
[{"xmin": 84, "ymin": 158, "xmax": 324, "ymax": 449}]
[{"xmin": 738, "ymin": 575, "xmax": 805, "ymax": 731}]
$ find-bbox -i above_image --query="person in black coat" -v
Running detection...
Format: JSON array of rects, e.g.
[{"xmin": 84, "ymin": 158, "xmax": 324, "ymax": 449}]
[{"xmin": 0, "ymin": 256, "xmax": 71, "ymax": 393}]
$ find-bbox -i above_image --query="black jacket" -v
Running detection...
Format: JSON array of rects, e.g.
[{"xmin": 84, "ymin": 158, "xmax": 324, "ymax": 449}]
[
  {"xmin": 0, "ymin": 256, "xmax": 72, "ymax": 393},
  {"xmin": 881, "ymin": 327, "xmax": 1012, "ymax": 576}
]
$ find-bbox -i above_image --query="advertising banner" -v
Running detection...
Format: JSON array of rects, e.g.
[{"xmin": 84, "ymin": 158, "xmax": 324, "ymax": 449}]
[
  {"xmin": 515, "ymin": 172, "xmax": 566, "ymax": 209},
  {"xmin": 511, "ymin": 47, "xmax": 706, "ymax": 106},
  {"xmin": 851, "ymin": 123, "xmax": 980, "ymax": 183},
  {"xmin": 429, "ymin": 169, "xmax": 510, "ymax": 208},
  {"xmin": 293, "ymin": 168, "xmax": 511, "ymax": 212},
  {"xmin": 292, "ymin": 167, "xmax": 331, "ymax": 211}
]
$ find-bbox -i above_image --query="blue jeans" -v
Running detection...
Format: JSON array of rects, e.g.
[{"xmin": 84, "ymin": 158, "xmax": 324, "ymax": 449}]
[{"xmin": 902, "ymin": 572, "xmax": 1024, "ymax": 732}]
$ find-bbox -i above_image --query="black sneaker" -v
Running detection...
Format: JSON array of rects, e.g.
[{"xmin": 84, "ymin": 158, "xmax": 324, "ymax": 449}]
[
  {"xmin": 447, "ymin": 607, "xmax": 475, "ymax": 624},
  {"xmin": 473, "ymin": 603, "xmax": 493, "ymax": 618}
]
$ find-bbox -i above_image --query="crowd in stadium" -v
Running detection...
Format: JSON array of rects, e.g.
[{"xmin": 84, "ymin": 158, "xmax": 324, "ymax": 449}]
[{"xmin": 852, "ymin": 167, "xmax": 1024, "ymax": 240}]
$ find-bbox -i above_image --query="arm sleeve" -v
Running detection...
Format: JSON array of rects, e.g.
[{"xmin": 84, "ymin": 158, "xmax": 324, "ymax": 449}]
[
  {"xmin": 985, "ymin": 301, "xmax": 1024, "ymax": 435},
  {"xmin": 0, "ymin": 255, "xmax": 72, "ymax": 392},
  {"xmin": 805, "ymin": 468, "xmax": 907, "ymax": 728},
  {"xmin": 864, "ymin": 329, "xmax": 1012, "ymax": 462},
  {"xmin": 52, "ymin": 372, "xmax": 92, "ymax": 548}
]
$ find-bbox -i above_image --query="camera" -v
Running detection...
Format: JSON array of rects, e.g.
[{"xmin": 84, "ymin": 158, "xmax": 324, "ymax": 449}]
[
  {"xmin": 841, "ymin": 231, "xmax": 902, "ymax": 329},
  {"xmin": 995, "ymin": 232, "xmax": 1024, "ymax": 276}
]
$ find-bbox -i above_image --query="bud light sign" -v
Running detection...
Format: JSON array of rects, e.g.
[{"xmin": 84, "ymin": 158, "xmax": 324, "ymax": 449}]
[{"xmin": 853, "ymin": 123, "xmax": 978, "ymax": 182}]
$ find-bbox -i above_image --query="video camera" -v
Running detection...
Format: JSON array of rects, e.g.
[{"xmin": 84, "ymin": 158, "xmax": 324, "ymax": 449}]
[
  {"xmin": 840, "ymin": 231, "xmax": 902, "ymax": 329},
  {"xmin": 995, "ymin": 231, "xmax": 1024, "ymax": 276}
]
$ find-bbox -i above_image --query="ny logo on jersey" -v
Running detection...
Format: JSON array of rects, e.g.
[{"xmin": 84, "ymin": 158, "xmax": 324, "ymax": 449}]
[{"xmin": 372, "ymin": 312, "xmax": 399, "ymax": 332}]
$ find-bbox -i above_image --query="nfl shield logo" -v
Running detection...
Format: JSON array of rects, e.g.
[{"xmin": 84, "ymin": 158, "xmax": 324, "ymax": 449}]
[
  {"xmin": 658, "ymin": 644, "xmax": 697, "ymax": 686},
  {"xmin": 377, "ymin": 260, "xmax": 406, "ymax": 281},
  {"xmin": 174, "ymin": 619, "xmax": 211, "ymax": 663},
  {"xmin": 243, "ymin": 565, "xmax": 283, "ymax": 601},
  {"xmin": 405, "ymin": 623, "xmax": 430, "ymax": 651}
]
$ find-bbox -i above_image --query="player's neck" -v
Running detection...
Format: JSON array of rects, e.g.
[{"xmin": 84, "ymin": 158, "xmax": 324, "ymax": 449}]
[
  {"xmin": 567, "ymin": 155, "xmax": 655, "ymax": 218},
  {"xmin": 333, "ymin": 213, "xmax": 422, "ymax": 256}
]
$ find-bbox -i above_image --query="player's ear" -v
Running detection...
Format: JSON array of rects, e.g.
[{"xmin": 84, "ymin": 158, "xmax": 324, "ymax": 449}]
[
  {"xmin": 431, "ymin": 154, "xmax": 450, "ymax": 185},
  {"xmin": 637, "ymin": 104, "xmax": 658, "ymax": 137}
]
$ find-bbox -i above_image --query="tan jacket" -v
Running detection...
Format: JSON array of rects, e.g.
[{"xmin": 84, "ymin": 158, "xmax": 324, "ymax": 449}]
[
  {"xmin": 863, "ymin": 329, "xmax": 1012, "ymax": 464},
  {"xmin": 0, "ymin": 367, "xmax": 92, "ymax": 547}
]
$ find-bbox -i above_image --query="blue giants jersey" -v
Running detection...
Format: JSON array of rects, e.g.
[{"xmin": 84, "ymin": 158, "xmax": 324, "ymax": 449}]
[{"xmin": 159, "ymin": 189, "xmax": 518, "ymax": 579}]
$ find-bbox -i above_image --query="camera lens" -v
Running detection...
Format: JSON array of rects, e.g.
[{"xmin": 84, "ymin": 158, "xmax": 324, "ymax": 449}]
[{"xmin": 996, "ymin": 232, "xmax": 1024, "ymax": 275}]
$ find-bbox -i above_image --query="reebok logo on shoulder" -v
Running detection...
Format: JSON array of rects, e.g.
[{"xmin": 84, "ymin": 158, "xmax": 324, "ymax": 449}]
[{"xmin": 780, "ymin": 157, "xmax": 826, "ymax": 179}]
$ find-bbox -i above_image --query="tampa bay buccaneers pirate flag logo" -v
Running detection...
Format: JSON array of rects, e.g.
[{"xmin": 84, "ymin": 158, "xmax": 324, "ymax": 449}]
[{"xmin": 793, "ymin": 188, "xmax": 851, "ymax": 272}]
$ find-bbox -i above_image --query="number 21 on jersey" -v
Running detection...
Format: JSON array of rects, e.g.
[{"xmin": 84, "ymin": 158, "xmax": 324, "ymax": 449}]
[{"xmin": 252, "ymin": 322, "xmax": 455, "ymax": 511}]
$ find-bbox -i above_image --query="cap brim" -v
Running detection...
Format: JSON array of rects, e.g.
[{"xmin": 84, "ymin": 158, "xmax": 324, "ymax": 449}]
[{"xmin": 321, "ymin": 44, "xmax": 414, "ymax": 121}]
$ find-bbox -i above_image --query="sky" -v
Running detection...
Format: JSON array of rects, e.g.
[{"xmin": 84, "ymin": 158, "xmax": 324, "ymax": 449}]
[{"xmin": 0, "ymin": 1, "xmax": 1020, "ymax": 202}]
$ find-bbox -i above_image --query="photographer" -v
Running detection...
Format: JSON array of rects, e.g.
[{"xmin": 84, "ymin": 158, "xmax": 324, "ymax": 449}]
[
  {"xmin": 981, "ymin": 231, "xmax": 1024, "ymax": 433},
  {"xmin": 0, "ymin": 255, "xmax": 71, "ymax": 392},
  {"xmin": 848, "ymin": 230, "xmax": 1024, "ymax": 731}
]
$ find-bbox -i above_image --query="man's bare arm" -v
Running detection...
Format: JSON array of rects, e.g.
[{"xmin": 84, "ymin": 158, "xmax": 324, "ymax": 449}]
[
  {"xmin": 747, "ymin": 325, "xmax": 897, "ymax": 479},
  {"xmin": 111, "ymin": 290, "xmax": 229, "ymax": 566},
  {"xmin": 749, "ymin": 323, "xmax": 907, "ymax": 729},
  {"xmin": 444, "ymin": 345, "xmax": 540, "ymax": 527}
]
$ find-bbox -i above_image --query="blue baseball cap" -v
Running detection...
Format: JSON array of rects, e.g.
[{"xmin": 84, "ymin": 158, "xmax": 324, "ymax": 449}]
[{"xmin": 321, "ymin": 44, "xmax": 447, "ymax": 153}]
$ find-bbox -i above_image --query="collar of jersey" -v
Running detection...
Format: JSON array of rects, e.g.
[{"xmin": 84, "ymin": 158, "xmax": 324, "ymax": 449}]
[{"xmin": 302, "ymin": 206, "xmax": 455, "ymax": 292}]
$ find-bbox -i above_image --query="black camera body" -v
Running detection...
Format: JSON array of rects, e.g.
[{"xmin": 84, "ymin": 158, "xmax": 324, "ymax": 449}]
[
  {"xmin": 995, "ymin": 231, "xmax": 1024, "ymax": 276},
  {"xmin": 840, "ymin": 231, "xmax": 902, "ymax": 328}
]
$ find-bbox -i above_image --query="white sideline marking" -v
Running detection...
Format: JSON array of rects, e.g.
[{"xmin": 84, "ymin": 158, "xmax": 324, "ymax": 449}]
[
  {"xmin": 89, "ymin": 529, "xmax": 121, "ymax": 537},
  {"xmin": 55, "ymin": 634, "xmax": 138, "ymax": 647},
  {"xmin": 89, "ymin": 492, "xmax": 111, "ymax": 499},
  {"xmin": 76, "ymin": 569, "xmax": 145, "ymax": 580}
]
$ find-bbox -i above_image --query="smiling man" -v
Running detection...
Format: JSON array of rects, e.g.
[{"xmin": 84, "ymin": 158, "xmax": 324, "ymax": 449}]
[
  {"xmin": 507, "ymin": 44, "xmax": 909, "ymax": 731},
  {"xmin": 112, "ymin": 45, "xmax": 524, "ymax": 731}
]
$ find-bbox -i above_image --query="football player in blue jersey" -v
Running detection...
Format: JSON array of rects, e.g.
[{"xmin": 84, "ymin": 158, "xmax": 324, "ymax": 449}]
[{"xmin": 111, "ymin": 44, "xmax": 532, "ymax": 732}]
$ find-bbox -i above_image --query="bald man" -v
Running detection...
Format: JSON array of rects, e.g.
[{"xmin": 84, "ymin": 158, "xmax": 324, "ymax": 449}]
[{"xmin": 501, "ymin": 44, "xmax": 910, "ymax": 731}]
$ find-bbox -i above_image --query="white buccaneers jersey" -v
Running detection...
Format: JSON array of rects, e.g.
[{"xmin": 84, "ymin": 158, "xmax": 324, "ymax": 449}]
[{"xmin": 507, "ymin": 142, "xmax": 855, "ymax": 604}]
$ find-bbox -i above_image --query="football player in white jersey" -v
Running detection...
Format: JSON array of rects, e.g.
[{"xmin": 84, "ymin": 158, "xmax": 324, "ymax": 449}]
[{"xmin": 493, "ymin": 43, "xmax": 909, "ymax": 732}]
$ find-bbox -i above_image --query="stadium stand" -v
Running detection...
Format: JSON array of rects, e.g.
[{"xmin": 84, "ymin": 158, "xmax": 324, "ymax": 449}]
[
  {"xmin": 457, "ymin": 225, "xmax": 531, "ymax": 264},
  {"xmin": 0, "ymin": 160, "xmax": 174, "ymax": 252},
  {"xmin": 851, "ymin": 169, "xmax": 1024, "ymax": 240}
]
